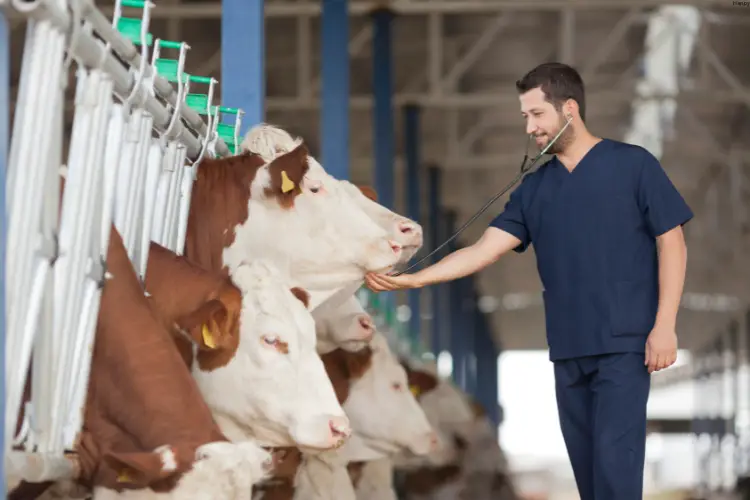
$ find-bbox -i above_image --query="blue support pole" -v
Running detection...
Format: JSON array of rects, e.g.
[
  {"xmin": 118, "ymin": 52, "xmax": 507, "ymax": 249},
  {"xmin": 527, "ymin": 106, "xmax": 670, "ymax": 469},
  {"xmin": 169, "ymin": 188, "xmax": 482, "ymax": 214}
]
[
  {"xmin": 321, "ymin": 0, "xmax": 349, "ymax": 180},
  {"xmin": 475, "ymin": 309, "xmax": 501, "ymax": 429},
  {"xmin": 403, "ymin": 104, "xmax": 421, "ymax": 345},
  {"xmin": 427, "ymin": 166, "xmax": 442, "ymax": 356},
  {"xmin": 371, "ymin": 7, "xmax": 395, "ymax": 210},
  {"xmin": 0, "ymin": 10, "xmax": 8, "ymax": 492},
  {"xmin": 461, "ymin": 277, "xmax": 477, "ymax": 397},
  {"xmin": 222, "ymin": 0, "xmax": 264, "ymax": 134},
  {"xmin": 445, "ymin": 211, "xmax": 466, "ymax": 389}
]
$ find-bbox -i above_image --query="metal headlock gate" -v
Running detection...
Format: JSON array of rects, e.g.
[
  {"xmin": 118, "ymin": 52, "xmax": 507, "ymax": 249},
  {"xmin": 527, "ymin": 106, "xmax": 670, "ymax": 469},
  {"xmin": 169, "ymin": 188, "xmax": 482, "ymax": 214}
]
[{"xmin": 3, "ymin": 0, "xmax": 246, "ymax": 484}]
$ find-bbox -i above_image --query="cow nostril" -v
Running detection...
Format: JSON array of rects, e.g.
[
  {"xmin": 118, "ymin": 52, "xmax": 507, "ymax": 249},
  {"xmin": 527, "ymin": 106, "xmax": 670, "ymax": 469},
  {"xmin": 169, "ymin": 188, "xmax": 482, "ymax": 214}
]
[
  {"xmin": 329, "ymin": 419, "xmax": 350, "ymax": 439},
  {"xmin": 399, "ymin": 222, "xmax": 414, "ymax": 234},
  {"xmin": 358, "ymin": 315, "xmax": 373, "ymax": 331},
  {"xmin": 388, "ymin": 240, "xmax": 402, "ymax": 253}
]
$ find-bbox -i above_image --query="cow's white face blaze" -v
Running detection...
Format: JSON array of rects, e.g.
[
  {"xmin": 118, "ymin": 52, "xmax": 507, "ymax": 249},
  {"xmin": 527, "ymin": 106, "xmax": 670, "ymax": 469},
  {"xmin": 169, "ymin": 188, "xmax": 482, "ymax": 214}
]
[
  {"xmin": 228, "ymin": 128, "xmax": 403, "ymax": 311},
  {"xmin": 313, "ymin": 296, "xmax": 375, "ymax": 354},
  {"xmin": 343, "ymin": 334, "xmax": 437, "ymax": 456},
  {"xmin": 191, "ymin": 261, "xmax": 350, "ymax": 450}
]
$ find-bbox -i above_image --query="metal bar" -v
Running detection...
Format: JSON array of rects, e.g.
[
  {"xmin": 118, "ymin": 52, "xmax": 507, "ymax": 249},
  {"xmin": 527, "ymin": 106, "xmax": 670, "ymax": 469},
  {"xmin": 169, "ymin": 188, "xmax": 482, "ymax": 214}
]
[
  {"xmin": 321, "ymin": 0, "xmax": 350, "ymax": 180},
  {"xmin": 372, "ymin": 8, "xmax": 395, "ymax": 210},
  {"xmin": 89, "ymin": 0, "xmax": 727, "ymax": 19},
  {"xmin": 222, "ymin": 0, "xmax": 264, "ymax": 132},
  {"xmin": 11, "ymin": 0, "xmax": 214, "ymax": 158},
  {"xmin": 440, "ymin": 13, "xmax": 513, "ymax": 92},
  {"xmin": 265, "ymin": 88, "xmax": 747, "ymax": 110},
  {"xmin": 311, "ymin": 25, "xmax": 371, "ymax": 94},
  {"xmin": 559, "ymin": 9, "xmax": 575, "ymax": 65},
  {"xmin": 0, "ymin": 5, "xmax": 7, "ymax": 482},
  {"xmin": 403, "ymin": 104, "xmax": 421, "ymax": 345},
  {"xmin": 581, "ymin": 8, "xmax": 642, "ymax": 79}
]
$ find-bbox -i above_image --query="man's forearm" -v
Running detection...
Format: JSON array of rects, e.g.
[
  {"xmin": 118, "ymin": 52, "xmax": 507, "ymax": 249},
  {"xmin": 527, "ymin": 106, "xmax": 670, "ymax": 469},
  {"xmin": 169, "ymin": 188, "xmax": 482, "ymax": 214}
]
[
  {"xmin": 654, "ymin": 229, "xmax": 688, "ymax": 329},
  {"xmin": 412, "ymin": 246, "xmax": 487, "ymax": 287}
]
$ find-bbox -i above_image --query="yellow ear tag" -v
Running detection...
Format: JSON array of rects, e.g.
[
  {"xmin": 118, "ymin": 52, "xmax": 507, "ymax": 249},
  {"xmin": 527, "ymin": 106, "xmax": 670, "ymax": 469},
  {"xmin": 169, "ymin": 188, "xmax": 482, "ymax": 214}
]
[
  {"xmin": 117, "ymin": 469, "xmax": 131, "ymax": 483},
  {"xmin": 202, "ymin": 324, "xmax": 217, "ymax": 349},
  {"xmin": 280, "ymin": 170, "xmax": 295, "ymax": 193},
  {"xmin": 410, "ymin": 385, "xmax": 420, "ymax": 397}
]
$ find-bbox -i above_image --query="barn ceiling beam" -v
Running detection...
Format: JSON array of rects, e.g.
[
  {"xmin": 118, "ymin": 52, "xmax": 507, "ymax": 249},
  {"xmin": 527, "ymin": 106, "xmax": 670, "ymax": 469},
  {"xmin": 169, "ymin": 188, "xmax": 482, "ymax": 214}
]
[
  {"xmin": 86, "ymin": 0, "xmax": 728, "ymax": 20},
  {"xmin": 265, "ymin": 88, "xmax": 747, "ymax": 111},
  {"xmin": 438, "ymin": 13, "xmax": 514, "ymax": 93}
]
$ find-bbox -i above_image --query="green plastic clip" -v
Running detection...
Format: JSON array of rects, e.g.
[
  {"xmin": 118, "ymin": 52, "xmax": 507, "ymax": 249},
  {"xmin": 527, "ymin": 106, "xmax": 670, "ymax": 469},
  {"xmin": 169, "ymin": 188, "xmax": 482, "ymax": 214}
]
[{"xmin": 116, "ymin": 17, "xmax": 153, "ymax": 46}]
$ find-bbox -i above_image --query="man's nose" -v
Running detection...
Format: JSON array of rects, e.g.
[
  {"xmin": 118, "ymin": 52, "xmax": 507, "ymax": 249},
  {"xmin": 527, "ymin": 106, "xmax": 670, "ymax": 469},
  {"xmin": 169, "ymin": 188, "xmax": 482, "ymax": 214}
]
[{"xmin": 526, "ymin": 121, "xmax": 537, "ymax": 136}]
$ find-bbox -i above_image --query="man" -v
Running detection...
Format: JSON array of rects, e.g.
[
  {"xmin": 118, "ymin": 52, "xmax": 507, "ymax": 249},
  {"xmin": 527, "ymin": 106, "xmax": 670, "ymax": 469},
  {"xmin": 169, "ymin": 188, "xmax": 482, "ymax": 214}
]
[{"xmin": 365, "ymin": 62, "xmax": 691, "ymax": 500}]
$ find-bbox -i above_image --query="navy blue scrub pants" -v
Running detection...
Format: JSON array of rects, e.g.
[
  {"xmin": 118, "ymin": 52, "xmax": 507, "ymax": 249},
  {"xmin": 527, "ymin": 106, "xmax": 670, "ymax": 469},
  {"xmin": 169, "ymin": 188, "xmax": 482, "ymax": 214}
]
[{"xmin": 554, "ymin": 352, "xmax": 651, "ymax": 500}]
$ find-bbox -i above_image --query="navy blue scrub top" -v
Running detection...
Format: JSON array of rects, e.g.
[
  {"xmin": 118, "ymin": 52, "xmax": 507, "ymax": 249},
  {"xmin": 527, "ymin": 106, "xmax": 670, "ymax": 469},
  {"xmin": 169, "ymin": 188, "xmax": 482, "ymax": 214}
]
[{"xmin": 490, "ymin": 139, "xmax": 693, "ymax": 361}]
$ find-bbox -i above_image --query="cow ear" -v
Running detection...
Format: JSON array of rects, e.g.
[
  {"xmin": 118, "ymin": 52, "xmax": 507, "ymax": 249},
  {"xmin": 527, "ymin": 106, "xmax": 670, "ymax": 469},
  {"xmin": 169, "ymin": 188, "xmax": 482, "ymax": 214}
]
[
  {"xmin": 103, "ymin": 451, "xmax": 174, "ymax": 487},
  {"xmin": 265, "ymin": 144, "xmax": 309, "ymax": 204},
  {"xmin": 289, "ymin": 287, "xmax": 310, "ymax": 309},
  {"xmin": 175, "ymin": 299, "xmax": 230, "ymax": 351},
  {"xmin": 356, "ymin": 185, "xmax": 378, "ymax": 202}
]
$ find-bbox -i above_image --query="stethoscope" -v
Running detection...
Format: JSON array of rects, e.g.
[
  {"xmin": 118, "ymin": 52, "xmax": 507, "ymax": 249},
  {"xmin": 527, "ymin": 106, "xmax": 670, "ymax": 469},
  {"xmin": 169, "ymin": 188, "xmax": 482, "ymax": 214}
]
[{"xmin": 392, "ymin": 114, "xmax": 574, "ymax": 276}]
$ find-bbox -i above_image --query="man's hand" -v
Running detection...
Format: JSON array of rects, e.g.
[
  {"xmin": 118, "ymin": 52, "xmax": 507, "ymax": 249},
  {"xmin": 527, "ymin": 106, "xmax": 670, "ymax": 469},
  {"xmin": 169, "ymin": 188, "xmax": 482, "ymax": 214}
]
[
  {"xmin": 644, "ymin": 325, "xmax": 678, "ymax": 373},
  {"xmin": 364, "ymin": 272, "xmax": 423, "ymax": 292}
]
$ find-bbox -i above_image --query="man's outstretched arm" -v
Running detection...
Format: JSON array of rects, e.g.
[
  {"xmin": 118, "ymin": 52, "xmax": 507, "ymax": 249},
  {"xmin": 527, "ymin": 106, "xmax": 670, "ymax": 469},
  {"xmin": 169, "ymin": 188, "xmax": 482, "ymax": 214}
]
[{"xmin": 365, "ymin": 227, "xmax": 522, "ymax": 292}]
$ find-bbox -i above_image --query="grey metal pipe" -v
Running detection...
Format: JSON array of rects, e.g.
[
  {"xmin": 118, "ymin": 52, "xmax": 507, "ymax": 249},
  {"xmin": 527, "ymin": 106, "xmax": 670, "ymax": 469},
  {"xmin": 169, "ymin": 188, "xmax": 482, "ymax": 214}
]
[{"xmin": 10, "ymin": 0, "xmax": 229, "ymax": 159}]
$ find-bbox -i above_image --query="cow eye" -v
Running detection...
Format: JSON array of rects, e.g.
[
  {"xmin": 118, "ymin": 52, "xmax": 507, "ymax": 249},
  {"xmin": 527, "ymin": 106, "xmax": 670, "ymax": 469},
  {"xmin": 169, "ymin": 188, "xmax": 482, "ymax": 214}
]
[
  {"xmin": 262, "ymin": 335, "xmax": 279, "ymax": 346},
  {"xmin": 391, "ymin": 382, "xmax": 403, "ymax": 391}
]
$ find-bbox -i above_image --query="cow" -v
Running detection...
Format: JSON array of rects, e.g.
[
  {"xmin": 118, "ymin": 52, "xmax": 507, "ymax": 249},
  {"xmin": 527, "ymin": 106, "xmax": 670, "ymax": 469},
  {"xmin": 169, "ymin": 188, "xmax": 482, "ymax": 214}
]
[
  {"xmin": 341, "ymin": 334, "xmax": 437, "ymax": 458},
  {"xmin": 239, "ymin": 124, "xmax": 424, "ymax": 267},
  {"xmin": 179, "ymin": 259, "xmax": 351, "ymax": 451},
  {"xmin": 252, "ymin": 347, "xmax": 373, "ymax": 500},
  {"xmin": 11, "ymin": 226, "xmax": 274, "ymax": 499},
  {"xmin": 183, "ymin": 135, "xmax": 406, "ymax": 314},
  {"xmin": 142, "ymin": 241, "xmax": 349, "ymax": 453}
]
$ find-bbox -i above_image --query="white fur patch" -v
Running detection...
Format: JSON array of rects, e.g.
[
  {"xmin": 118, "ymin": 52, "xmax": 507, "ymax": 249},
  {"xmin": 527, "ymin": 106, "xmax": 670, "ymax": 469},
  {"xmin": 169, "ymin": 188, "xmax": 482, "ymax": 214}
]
[{"xmin": 154, "ymin": 445, "xmax": 177, "ymax": 472}]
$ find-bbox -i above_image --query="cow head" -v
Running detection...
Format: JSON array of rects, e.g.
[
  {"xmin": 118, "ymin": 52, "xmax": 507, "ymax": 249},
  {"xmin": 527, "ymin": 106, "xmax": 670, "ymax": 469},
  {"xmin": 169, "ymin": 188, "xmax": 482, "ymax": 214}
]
[
  {"xmin": 342, "ymin": 334, "xmax": 437, "ymax": 456},
  {"xmin": 314, "ymin": 295, "xmax": 375, "ymax": 354},
  {"xmin": 190, "ymin": 260, "xmax": 351, "ymax": 451},
  {"xmin": 232, "ymin": 124, "xmax": 417, "ymax": 309}
]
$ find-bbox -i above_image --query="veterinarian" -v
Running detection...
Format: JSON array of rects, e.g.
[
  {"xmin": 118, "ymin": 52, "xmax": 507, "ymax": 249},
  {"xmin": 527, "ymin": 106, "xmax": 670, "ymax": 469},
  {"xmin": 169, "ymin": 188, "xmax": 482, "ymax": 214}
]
[{"xmin": 364, "ymin": 62, "xmax": 692, "ymax": 500}]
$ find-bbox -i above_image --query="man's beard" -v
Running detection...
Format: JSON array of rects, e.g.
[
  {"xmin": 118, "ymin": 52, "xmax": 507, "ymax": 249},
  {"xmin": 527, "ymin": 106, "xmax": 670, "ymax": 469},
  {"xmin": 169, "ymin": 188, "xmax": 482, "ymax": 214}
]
[{"xmin": 539, "ymin": 114, "xmax": 574, "ymax": 155}]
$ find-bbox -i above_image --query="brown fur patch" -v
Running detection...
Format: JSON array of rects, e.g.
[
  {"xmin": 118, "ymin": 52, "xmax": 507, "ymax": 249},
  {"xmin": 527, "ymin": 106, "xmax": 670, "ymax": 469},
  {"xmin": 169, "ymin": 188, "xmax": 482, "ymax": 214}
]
[
  {"xmin": 289, "ymin": 287, "xmax": 310, "ymax": 309},
  {"xmin": 262, "ymin": 145, "xmax": 310, "ymax": 209},
  {"xmin": 79, "ymin": 226, "xmax": 228, "ymax": 491},
  {"xmin": 145, "ymin": 242, "xmax": 242, "ymax": 372},
  {"xmin": 402, "ymin": 364, "xmax": 439, "ymax": 398},
  {"xmin": 356, "ymin": 185, "xmax": 378, "ymax": 202}
]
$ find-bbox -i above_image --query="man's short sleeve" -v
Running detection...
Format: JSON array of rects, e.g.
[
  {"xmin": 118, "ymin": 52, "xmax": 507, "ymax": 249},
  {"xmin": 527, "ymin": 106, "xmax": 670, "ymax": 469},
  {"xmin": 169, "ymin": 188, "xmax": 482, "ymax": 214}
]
[
  {"xmin": 637, "ymin": 150, "xmax": 694, "ymax": 237},
  {"xmin": 489, "ymin": 178, "xmax": 531, "ymax": 253}
]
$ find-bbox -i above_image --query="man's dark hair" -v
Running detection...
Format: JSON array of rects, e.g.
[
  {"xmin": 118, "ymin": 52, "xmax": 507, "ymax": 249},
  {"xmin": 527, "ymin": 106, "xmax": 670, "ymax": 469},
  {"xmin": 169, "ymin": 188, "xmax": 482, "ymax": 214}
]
[{"xmin": 516, "ymin": 62, "xmax": 586, "ymax": 122}]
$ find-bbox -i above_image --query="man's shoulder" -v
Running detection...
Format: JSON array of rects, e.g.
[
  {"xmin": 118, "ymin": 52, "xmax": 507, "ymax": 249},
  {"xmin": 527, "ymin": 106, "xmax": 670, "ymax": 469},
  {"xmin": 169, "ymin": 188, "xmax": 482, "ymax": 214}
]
[{"xmin": 601, "ymin": 138, "xmax": 654, "ymax": 162}]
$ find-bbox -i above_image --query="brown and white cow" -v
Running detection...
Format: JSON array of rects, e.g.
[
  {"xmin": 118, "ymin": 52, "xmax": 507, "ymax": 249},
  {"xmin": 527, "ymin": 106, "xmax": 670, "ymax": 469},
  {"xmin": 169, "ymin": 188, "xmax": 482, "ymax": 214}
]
[
  {"xmin": 143, "ymin": 241, "xmax": 350, "ymax": 452},
  {"xmin": 183, "ymin": 138, "xmax": 405, "ymax": 314},
  {"xmin": 236, "ymin": 124, "xmax": 424, "ymax": 298},
  {"xmin": 10, "ymin": 226, "xmax": 274, "ymax": 499}
]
